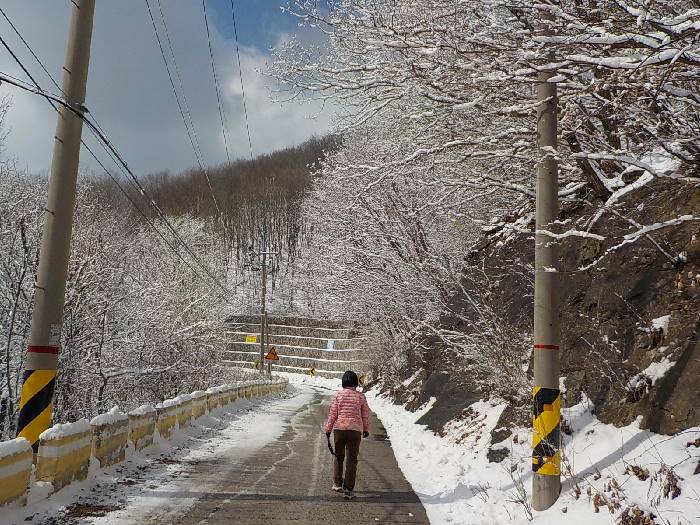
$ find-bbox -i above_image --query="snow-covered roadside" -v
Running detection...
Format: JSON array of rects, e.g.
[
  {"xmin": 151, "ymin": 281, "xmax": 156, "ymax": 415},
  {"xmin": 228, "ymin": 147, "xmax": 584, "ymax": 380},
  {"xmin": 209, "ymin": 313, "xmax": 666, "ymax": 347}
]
[
  {"xmin": 367, "ymin": 390, "xmax": 700, "ymax": 525},
  {"xmin": 279, "ymin": 371, "xmax": 340, "ymax": 391},
  {"xmin": 4, "ymin": 387, "xmax": 311, "ymax": 525}
]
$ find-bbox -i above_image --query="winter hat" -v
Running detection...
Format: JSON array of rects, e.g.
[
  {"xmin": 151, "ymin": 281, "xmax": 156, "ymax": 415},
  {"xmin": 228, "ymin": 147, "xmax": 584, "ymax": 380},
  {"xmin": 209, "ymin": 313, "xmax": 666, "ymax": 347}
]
[{"xmin": 342, "ymin": 370, "xmax": 359, "ymax": 388}]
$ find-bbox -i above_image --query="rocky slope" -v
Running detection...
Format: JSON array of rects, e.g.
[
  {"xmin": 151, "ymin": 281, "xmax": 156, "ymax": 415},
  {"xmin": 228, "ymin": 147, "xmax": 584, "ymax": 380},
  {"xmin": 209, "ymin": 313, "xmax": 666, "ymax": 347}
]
[{"xmin": 387, "ymin": 180, "xmax": 699, "ymax": 447}]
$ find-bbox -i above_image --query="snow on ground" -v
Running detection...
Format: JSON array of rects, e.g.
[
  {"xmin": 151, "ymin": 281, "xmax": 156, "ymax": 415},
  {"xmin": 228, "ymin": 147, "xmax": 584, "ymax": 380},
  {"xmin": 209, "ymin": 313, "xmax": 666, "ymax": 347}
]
[
  {"xmin": 367, "ymin": 389, "xmax": 700, "ymax": 525},
  {"xmin": 5, "ymin": 387, "xmax": 312, "ymax": 525},
  {"xmin": 280, "ymin": 372, "xmax": 342, "ymax": 391}
]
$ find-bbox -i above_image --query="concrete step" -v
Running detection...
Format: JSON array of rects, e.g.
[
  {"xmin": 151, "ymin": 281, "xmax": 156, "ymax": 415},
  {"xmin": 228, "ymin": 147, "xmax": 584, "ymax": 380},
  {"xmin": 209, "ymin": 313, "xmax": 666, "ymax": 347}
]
[
  {"xmin": 227, "ymin": 342, "xmax": 366, "ymax": 360},
  {"xmin": 222, "ymin": 360, "xmax": 344, "ymax": 379},
  {"xmin": 229, "ymin": 332, "xmax": 364, "ymax": 350},
  {"xmin": 231, "ymin": 322, "xmax": 360, "ymax": 339},
  {"xmin": 222, "ymin": 349, "xmax": 363, "ymax": 373}
]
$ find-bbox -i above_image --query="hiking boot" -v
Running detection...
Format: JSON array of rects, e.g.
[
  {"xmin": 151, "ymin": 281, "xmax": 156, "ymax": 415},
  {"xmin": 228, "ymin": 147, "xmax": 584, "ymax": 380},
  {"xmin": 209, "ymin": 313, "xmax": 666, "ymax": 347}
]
[
  {"xmin": 331, "ymin": 484, "xmax": 343, "ymax": 492},
  {"xmin": 343, "ymin": 488, "xmax": 355, "ymax": 500}
]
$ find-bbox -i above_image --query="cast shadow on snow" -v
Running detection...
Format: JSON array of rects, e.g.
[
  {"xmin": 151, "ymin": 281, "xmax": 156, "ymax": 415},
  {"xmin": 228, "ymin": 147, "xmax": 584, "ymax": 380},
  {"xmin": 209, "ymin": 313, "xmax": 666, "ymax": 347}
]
[
  {"xmin": 495, "ymin": 430, "xmax": 650, "ymax": 495},
  {"xmin": 414, "ymin": 481, "xmax": 490, "ymax": 505}
]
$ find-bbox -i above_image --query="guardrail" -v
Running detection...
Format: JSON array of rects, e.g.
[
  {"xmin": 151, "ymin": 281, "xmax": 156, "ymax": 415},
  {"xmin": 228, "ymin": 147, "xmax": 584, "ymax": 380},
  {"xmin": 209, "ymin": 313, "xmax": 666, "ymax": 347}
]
[
  {"xmin": 0, "ymin": 438, "xmax": 33, "ymax": 506},
  {"xmin": 0, "ymin": 377, "xmax": 288, "ymax": 508}
]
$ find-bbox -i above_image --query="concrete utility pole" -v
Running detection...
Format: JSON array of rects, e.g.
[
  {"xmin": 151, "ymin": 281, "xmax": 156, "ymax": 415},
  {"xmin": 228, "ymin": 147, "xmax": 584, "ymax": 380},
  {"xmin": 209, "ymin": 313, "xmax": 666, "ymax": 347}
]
[
  {"xmin": 260, "ymin": 249, "xmax": 267, "ymax": 374},
  {"xmin": 531, "ymin": 9, "xmax": 561, "ymax": 511},
  {"xmin": 16, "ymin": 0, "xmax": 96, "ymax": 451},
  {"xmin": 248, "ymin": 244, "xmax": 278, "ymax": 375}
]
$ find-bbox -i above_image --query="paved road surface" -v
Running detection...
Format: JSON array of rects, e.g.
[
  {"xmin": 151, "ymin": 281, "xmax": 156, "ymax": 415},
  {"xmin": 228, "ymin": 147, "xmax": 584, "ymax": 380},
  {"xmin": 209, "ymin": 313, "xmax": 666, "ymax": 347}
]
[
  {"xmin": 171, "ymin": 385, "xmax": 428, "ymax": 524},
  {"xmin": 48, "ymin": 384, "xmax": 429, "ymax": 525}
]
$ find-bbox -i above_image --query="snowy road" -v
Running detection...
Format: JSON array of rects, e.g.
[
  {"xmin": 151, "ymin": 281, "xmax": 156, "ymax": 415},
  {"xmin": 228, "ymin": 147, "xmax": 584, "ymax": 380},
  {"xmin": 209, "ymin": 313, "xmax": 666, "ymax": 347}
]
[{"xmin": 26, "ymin": 384, "xmax": 428, "ymax": 525}]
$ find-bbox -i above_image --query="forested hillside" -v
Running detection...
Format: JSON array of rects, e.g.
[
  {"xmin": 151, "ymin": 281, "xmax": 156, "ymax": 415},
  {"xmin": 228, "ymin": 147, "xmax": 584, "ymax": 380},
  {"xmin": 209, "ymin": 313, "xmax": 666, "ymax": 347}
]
[{"xmin": 0, "ymin": 108, "xmax": 332, "ymax": 439}]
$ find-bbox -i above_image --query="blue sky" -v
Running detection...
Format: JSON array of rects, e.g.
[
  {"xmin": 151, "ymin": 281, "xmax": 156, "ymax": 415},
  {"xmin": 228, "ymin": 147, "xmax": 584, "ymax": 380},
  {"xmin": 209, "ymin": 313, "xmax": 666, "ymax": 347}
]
[
  {"xmin": 208, "ymin": 1, "xmax": 306, "ymax": 52},
  {"xmin": 0, "ymin": 1, "xmax": 332, "ymax": 175}
]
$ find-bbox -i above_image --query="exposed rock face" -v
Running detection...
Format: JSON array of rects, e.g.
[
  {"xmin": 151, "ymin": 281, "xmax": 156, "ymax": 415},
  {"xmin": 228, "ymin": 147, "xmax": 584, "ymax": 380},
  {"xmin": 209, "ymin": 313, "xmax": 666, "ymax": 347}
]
[{"xmin": 390, "ymin": 182, "xmax": 700, "ymax": 436}]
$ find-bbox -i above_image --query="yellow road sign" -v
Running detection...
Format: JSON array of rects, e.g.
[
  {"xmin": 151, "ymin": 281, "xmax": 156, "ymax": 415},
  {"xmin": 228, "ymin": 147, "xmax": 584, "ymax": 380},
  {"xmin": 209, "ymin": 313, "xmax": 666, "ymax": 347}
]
[
  {"xmin": 265, "ymin": 347, "xmax": 280, "ymax": 361},
  {"xmin": 245, "ymin": 335, "xmax": 257, "ymax": 343},
  {"xmin": 308, "ymin": 367, "xmax": 316, "ymax": 376}
]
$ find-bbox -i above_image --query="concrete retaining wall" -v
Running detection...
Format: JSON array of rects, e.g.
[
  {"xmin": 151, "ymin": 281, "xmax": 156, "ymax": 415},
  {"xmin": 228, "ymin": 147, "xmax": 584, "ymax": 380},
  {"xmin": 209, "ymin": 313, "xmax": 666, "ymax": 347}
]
[
  {"xmin": 223, "ymin": 348, "xmax": 362, "ymax": 372},
  {"xmin": 91, "ymin": 409, "xmax": 129, "ymax": 468},
  {"xmin": 230, "ymin": 332, "xmax": 364, "ymax": 350},
  {"xmin": 0, "ymin": 437, "xmax": 33, "ymax": 506},
  {"xmin": 36, "ymin": 419, "xmax": 92, "ymax": 492}
]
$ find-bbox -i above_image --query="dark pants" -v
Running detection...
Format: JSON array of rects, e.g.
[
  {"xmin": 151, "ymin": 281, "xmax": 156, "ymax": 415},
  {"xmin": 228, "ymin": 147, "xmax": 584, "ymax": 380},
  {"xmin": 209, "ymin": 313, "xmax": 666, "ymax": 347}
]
[{"xmin": 333, "ymin": 429, "xmax": 362, "ymax": 490}]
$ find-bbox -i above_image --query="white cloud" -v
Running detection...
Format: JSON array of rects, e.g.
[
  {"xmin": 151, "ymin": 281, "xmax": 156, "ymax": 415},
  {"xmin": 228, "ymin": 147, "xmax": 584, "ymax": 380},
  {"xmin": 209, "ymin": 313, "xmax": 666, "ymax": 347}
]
[{"xmin": 0, "ymin": 1, "xmax": 332, "ymax": 175}]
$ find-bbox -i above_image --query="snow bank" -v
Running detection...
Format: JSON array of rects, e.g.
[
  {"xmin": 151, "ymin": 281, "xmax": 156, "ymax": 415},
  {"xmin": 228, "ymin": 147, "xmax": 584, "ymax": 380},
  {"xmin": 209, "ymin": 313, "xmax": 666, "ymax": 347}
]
[
  {"xmin": 129, "ymin": 404, "xmax": 156, "ymax": 416},
  {"xmin": 39, "ymin": 419, "xmax": 90, "ymax": 440},
  {"xmin": 156, "ymin": 399, "xmax": 179, "ymax": 409},
  {"xmin": 0, "ymin": 437, "xmax": 31, "ymax": 458},
  {"xmin": 628, "ymin": 356, "xmax": 677, "ymax": 393},
  {"xmin": 90, "ymin": 407, "xmax": 128, "ymax": 427},
  {"xmin": 368, "ymin": 390, "xmax": 700, "ymax": 525},
  {"xmin": 651, "ymin": 314, "xmax": 671, "ymax": 333}
]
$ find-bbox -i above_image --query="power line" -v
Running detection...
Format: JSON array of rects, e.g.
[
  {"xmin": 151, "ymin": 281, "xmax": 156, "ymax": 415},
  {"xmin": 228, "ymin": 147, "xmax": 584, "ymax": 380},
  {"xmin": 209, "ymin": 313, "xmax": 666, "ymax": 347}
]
[
  {"xmin": 153, "ymin": 0, "xmax": 200, "ymax": 160},
  {"xmin": 0, "ymin": 6, "xmax": 111, "ymax": 141},
  {"xmin": 144, "ymin": 0, "xmax": 222, "ymax": 217},
  {"xmin": 201, "ymin": 0, "xmax": 232, "ymax": 165},
  {"xmin": 0, "ymin": 8, "xmax": 233, "ymax": 300},
  {"xmin": 0, "ymin": 16, "xmax": 228, "ymax": 296},
  {"xmin": 229, "ymin": 0, "xmax": 254, "ymax": 161},
  {"xmin": 0, "ymin": 68, "xmax": 234, "ymax": 303},
  {"xmin": 0, "ymin": 7, "xmax": 61, "ymax": 94},
  {"xmin": 0, "ymin": 29, "xmax": 235, "ymax": 303}
]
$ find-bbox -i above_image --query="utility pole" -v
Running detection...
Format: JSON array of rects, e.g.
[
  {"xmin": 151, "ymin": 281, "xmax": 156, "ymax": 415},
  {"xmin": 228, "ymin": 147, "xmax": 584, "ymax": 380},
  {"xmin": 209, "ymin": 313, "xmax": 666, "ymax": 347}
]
[
  {"xmin": 247, "ymin": 244, "xmax": 278, "ymax": 375},
  {"xmin": 531, "ymin": 7, "xmax": 561, "ymax": 511},
  {"xmin": 16, "ymin": 0, "xmax": 96, "ymax": 451},
  {"xmin": 260, "ymin": 249, "xmax": 267, "ymax": 374}
]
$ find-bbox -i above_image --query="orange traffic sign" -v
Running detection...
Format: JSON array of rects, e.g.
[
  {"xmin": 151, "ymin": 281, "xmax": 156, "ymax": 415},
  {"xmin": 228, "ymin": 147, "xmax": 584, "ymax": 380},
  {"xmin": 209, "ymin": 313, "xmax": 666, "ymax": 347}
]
[{"xmin": 265, "ymin": 346, "xmax": 279, "ymax": 361}]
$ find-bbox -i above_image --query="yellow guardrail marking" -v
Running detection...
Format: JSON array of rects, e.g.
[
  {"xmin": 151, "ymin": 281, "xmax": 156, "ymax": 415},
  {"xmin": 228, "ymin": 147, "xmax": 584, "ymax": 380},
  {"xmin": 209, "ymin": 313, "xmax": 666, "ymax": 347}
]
[
  {"xmin": 532, "ymin": 386, "xmax": 560, "ymax": 476},
  {"xmin": 17, "ymin": 369, "xmax": 57, "ymax": 449}
]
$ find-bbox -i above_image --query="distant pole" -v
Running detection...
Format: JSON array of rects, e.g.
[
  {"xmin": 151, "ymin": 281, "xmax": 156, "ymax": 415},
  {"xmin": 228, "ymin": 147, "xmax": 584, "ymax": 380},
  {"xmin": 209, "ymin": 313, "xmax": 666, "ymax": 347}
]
[
  {"xmin": 259, "ymin": 249, "xmax": 267, "ymax": 374},
  {"xmin": 532, "ymin": 7, "xmax": 561, "ymax": 511},
  {"xmin": 16, "ymin": 0, "xmax": 96, "ymax": 450}
]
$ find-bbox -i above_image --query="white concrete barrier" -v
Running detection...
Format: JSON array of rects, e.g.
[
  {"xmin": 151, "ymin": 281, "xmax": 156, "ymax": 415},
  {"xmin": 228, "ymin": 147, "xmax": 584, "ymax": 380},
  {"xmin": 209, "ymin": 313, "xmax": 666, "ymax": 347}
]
[
  {"xmin": 91, "ymin": 408, "xmax": 129, "ymax": 468},
  {"xmin": 174, "ymin": 395, "xmax": 193, "ymax": 429},
  {"xmin": 128, "ymin": 404, "xmax": 156, "ymax": 451},
  {"xmin": 191, "ymin": 391, "xmax": 207, "ymax": 419},
  {"xmin": 36, "ymin": 419, "xmax": 91, "ymax": 492},
  {"xmin": 155, "ymin": 400, "xmax": 178, "ymax": 439},
  {"xmin": 0, "ymin": 378, "xmax": 289, "ymax": 507},
  {"xmin": 205, "ymin": 388, "xmax": 219, "ymax": 412},
  {"xmin": 0, "ymin": 437, "xmax": 32, "ymax": 506}
]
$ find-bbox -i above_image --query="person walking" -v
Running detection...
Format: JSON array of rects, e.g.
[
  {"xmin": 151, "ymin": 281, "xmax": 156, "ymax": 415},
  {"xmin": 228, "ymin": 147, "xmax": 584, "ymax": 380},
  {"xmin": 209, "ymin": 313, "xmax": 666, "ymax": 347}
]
[{"xmin": 324, "ymin": 370, "xmax": 370, "ymax": 500}]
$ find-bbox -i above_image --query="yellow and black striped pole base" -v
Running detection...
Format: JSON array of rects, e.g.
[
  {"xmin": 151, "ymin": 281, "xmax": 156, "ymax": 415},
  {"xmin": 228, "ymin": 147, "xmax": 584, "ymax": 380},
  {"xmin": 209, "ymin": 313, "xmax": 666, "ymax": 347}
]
[
  {"xmin": 17, "ymin": 369, "xmax": 56, "ymax": 452},
  {"xmin": 532, "ymin": 386, "xmax": 560, "ymax": 476}
]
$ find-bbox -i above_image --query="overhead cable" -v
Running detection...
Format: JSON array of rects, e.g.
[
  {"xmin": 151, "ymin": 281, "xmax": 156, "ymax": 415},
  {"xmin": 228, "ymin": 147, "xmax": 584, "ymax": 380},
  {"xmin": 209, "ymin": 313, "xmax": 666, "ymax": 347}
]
[
  {"xmin": 229, "ymin": 0, "xmax": 254, "ymax": 161},
  {"xmin": 201, "ymin": 0, "xmax": 232, "ymax": 165}
]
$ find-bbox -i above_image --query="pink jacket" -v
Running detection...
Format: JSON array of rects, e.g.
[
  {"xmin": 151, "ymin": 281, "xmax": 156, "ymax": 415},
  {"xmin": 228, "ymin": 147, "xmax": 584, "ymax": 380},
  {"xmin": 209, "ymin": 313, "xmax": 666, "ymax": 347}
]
[{"xmin": 324, "ymin": 387, "xmax": 370, "ymax": 433}]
